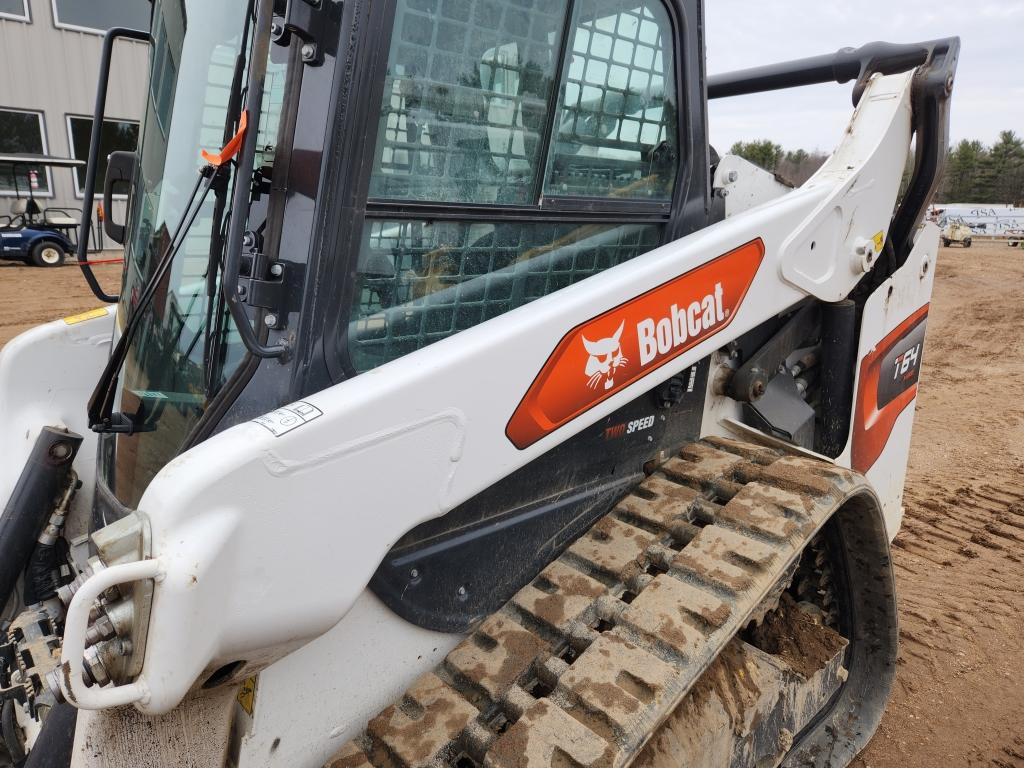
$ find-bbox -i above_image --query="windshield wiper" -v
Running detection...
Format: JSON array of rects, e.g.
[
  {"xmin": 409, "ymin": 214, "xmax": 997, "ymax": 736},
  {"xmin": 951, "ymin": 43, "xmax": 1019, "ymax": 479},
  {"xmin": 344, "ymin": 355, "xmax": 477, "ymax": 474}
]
[{"xmin": 87, "ymin": 164, "xmax": 223, "ymax": 434}]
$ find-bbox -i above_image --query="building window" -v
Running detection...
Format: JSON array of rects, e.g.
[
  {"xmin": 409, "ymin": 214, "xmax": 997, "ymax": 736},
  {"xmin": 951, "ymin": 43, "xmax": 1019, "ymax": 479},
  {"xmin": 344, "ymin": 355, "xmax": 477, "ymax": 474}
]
[
  {"xmin": 0, "ymin": 108, "xmax": 51, "ymax": 196},
  {"xmin": 67, "ymin": 116, "xmax": 140, "ymax": 195},
  {"xmin": 51, "ymin": 0, "xmax": 149, "ymax": 34},
  {"xmin": 0, "ymin": 0, "xmax": 29, "ymax": 22}
]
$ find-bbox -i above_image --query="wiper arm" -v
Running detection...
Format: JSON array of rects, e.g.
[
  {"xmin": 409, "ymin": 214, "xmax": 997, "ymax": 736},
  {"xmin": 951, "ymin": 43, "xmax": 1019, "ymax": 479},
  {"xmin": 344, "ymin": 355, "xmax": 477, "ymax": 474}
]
[{"xmin": 87, "ymin": 164, "xmax": 222, "ymax": 434}]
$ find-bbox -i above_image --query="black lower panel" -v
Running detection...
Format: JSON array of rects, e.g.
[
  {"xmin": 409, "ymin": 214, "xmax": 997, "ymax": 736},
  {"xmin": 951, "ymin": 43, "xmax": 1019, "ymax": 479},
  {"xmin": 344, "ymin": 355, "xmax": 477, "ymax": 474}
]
[{"xmin": 370, "ymin": 358, "xmax": 710, "ymax": 632}]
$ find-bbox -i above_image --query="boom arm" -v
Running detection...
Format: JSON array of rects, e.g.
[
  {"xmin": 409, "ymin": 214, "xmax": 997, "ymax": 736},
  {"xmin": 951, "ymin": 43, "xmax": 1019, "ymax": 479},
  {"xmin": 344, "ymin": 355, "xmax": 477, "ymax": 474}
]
[{"xmin": 56, "ymin": 68, "xmax": 921, "ymax": 714}]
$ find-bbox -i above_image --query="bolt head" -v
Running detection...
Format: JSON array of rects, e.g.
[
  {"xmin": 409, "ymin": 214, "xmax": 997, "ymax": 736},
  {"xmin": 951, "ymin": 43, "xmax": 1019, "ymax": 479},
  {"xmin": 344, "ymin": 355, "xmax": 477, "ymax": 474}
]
[
  {"xmin": 269, "ymin": 262, "xmax": 284, "ymax": 277},
  {"xmin": 301, "ymin": 42, "xmax": 316, "ymax": 62},
  {"xmin": 264, "ymin": 313, "xmax": 278, "ymax": 327},
  {"xmin": 49, "ymin": 441, "xmax": 72, "ymax": 461}
]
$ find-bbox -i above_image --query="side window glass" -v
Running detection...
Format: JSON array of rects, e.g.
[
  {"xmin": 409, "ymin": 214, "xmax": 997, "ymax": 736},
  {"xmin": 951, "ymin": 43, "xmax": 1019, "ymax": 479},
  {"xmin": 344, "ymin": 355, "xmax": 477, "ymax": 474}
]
[
  {"xmin": 369, "ymin": 0, "xmax": 569, "ymax": 204},
  {"xmin": 544, "ymin": 0, "xmax": 677, "ymax": 200},
  {"xmin": 348, "ymin": 220, "xmax": 660, "ymax": 371}
]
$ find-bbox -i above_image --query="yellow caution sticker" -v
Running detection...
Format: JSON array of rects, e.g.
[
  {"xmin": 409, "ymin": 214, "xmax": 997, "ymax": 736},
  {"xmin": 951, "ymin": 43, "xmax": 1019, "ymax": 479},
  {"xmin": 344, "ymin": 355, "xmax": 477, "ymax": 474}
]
[
  {"xmin": 237, "ymin": 676, "xmax": 257, "ymax": 716},
  {"xmin": 63, "ymin": 307, "xmax": 109, "ymax": 325},
  {"xmin": 872, "ymin": 231, "xmax": 885, "ymax": 253}
]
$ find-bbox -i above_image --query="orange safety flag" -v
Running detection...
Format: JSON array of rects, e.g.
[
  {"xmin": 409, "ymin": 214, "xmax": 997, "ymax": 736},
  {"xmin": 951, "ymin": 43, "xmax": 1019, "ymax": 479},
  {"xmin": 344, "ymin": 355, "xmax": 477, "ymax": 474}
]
[{"xmin": 201, "ymin": 110, "xmax": 249, "ymax": 167}]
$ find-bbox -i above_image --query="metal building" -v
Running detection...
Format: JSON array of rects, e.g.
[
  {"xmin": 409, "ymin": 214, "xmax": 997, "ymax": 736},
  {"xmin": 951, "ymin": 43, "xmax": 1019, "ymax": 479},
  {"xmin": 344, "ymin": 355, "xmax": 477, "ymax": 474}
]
[{"xmin": 0, "ymin": 0, "xmax": 149, "ymax": 247}]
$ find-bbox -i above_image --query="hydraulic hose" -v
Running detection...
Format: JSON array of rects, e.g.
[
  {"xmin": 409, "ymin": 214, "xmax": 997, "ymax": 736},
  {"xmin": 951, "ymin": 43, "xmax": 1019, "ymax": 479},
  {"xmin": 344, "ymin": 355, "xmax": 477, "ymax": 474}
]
[{"xmin": 0, "ymin": 428, "xmax": 82, "ymax": 610}]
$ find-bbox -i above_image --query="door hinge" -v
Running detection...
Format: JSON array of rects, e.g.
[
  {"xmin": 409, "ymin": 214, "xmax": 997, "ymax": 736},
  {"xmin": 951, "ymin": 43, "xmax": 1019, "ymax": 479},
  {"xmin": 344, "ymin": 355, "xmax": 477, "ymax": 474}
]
[{"xmin": 271, "ymin": 0, "xmax": 341, "ymax": 66}]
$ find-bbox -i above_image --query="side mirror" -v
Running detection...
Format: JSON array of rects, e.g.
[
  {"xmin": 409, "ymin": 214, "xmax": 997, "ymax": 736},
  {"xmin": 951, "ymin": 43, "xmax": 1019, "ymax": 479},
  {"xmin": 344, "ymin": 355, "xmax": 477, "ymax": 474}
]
[{"xmin": 103, "ymin": 151, "xmax": 137, "ymax": 245}]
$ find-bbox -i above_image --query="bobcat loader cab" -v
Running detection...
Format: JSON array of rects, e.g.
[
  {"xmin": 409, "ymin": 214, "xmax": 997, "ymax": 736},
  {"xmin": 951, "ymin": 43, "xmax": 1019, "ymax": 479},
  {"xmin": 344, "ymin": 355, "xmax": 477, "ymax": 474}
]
[{"xmin": 0, "ymin": 0, "xmax": 957, "ymax": 765}]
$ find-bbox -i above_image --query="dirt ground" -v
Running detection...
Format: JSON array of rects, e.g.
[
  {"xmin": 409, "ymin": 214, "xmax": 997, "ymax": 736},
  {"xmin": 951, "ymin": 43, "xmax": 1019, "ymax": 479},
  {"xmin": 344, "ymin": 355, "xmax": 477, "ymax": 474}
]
[
  {"xmin": 0, "ymin": 259, "xmax": 121, "ymax": 346},
  {"xmin": 1, "ymin": 241, "xmax": 1022, "ymax": 766}
]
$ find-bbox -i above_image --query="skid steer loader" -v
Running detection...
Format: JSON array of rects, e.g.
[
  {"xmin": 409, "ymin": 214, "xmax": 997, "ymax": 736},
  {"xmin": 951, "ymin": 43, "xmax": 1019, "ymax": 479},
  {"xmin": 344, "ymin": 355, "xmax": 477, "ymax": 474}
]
[{"xmin": 0, "ymin": 0, "xmax": 958, "ymax": 765}]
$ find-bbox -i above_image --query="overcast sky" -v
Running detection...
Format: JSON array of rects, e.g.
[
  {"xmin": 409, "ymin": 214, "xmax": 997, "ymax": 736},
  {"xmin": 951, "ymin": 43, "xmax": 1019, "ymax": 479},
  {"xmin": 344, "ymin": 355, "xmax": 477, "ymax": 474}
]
[{"xmin": 704, "ymin": 1, "xmax": 1024, "ymax": 153}]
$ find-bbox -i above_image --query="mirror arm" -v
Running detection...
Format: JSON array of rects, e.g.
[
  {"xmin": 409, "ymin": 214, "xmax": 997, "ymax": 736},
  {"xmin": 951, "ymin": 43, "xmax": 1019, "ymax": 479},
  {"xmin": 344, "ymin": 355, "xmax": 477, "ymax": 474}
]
[{"xmin": 76, "ymin": 26, "xmax": 151, "ymax": 304}]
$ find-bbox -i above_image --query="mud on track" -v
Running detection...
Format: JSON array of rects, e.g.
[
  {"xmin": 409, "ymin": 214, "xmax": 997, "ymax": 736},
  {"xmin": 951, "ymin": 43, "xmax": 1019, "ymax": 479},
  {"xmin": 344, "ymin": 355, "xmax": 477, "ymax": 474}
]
[{"xmin": 1, "ymin": 241, "xmax": 1022, "ymax": 767}]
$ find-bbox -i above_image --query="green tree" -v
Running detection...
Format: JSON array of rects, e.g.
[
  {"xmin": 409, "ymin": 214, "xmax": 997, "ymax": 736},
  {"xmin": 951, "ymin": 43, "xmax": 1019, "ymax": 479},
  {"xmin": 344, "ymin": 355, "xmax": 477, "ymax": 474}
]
[
  {"xmin": 941, "ymin": 139, "xmax": 987, "ymax": 202},
  {"xmin": 985, "ymin": 130, "xmax": 1024, "ymax": 204},
  {"xmin": 729, "ymin": 140, "xmax": 783, "ymax": 172},
  {"xmin": 776, "ymin": 148, "xmax": 828, "ymax": 185}
]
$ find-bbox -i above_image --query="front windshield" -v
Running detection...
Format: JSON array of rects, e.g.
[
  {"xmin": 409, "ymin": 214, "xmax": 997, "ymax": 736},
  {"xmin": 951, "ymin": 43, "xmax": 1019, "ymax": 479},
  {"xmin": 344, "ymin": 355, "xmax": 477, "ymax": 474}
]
[{"xmin": 102, "ymin": 0, "xmax": 282, "ymax": 508}]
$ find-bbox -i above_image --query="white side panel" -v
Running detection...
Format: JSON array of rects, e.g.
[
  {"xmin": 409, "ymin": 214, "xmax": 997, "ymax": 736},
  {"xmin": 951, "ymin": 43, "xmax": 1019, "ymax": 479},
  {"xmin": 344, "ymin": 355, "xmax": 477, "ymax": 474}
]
[
  {"xmin": 0, "ymin": 307, "xmax": 114, "ymax": 538},
  {"xmin": 237, "ymin": 591, "xmax": 461, "ymax": 768},
  {"xmin": 71, "ymin": 682, "xmax": 237, "ymax": 768},
  {"xmin": 861, "ymin": 406, "xmax": 914, "ymax": 537},
  {"xmin": 838, "ymin": 222, "xmax": 939, "ymax": 537},
  {"xmin": 712, "ymin": 155, "xmax": 792, "ymax": 217}
]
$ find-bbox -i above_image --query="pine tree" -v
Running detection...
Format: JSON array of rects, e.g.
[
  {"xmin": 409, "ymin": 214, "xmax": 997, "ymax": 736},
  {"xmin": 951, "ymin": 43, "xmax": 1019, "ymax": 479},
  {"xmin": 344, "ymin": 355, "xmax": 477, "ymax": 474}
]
[
  {"xmin": 729, "ymin": 140, "xmax": 784, "ymax": 172},
  {"xmin": 986, "ymin": 131, "xmax": 1024, "ymax": 205},
  {"xmin": 941, "ymin": 140, "xmax": 986, "ymax": 202}
]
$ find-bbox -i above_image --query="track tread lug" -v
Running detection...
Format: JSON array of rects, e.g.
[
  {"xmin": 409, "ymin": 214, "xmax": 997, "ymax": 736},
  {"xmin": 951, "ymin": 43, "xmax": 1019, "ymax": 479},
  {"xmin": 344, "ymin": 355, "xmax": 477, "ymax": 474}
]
[
  {"xmin": 555, "ymin": 633, "xmax": 677, "ymax": 741},
  {"xmin": 484, "ymin": 700, "xmax": 611, "ymax": 768},
  {"xmin": 325, "ymin": 742, "xmax": 374, "ymax": 768},
  {"xmin": 512, "ymin": 561, "xmax": 607, "ymax": 632},
  {"xmin": 566, "ymin": 517, "xmax": 657, "ymax": 582},
  {"xmin": 366, "ymin": 672, "xmax": 477, "ymax": 767},
  {"xmin": 447, "ymin": 615, "xmax": 550, "ymax": 701}
]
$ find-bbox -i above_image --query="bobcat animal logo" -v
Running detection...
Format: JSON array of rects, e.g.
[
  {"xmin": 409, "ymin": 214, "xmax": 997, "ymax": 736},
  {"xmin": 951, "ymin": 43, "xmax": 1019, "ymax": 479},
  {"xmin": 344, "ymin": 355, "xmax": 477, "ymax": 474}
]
[{"xmin": 582, "ymin": 321, "xmax": 628, "ymax": 391}]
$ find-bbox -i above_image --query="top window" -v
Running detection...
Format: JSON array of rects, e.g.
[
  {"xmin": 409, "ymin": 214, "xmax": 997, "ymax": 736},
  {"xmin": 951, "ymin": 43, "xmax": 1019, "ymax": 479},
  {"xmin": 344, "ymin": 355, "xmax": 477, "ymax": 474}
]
[
  {"xmin": 369, "ymin": 0, "xmax": 677, "ymax": 206},
  {"xmin": 0, "ymin": 0, "xmax": 29, "ymax": 22},
  {"xmin": 52, "ymin": 0, "xmax": 150, "ymax": 34},
  {"xmin": 544, "ymin": 0, "xmax": 677, "ymax": 200},
  {"xmin": 370, "ymin": 0, "xmax": 568, "ymax": 205}
]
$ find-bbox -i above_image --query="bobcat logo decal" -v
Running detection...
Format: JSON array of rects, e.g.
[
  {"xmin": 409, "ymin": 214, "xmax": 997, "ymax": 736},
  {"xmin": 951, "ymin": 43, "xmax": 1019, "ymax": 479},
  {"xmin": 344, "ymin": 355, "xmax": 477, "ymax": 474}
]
[
  {"xmin": 507, "ymin": 239, "xmax": 765, "ymax": 450},
  {"xmin": 582, "ymin": 321, "xmax": 628, "ymax": 390}
]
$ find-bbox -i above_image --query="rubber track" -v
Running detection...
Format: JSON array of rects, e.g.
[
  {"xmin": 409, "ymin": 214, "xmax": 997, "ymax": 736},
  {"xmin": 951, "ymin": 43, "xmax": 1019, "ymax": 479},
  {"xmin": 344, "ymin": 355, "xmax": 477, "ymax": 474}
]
[{"xmin": 325, "ymin": 436, "xmax": 867, "ymax": 768}]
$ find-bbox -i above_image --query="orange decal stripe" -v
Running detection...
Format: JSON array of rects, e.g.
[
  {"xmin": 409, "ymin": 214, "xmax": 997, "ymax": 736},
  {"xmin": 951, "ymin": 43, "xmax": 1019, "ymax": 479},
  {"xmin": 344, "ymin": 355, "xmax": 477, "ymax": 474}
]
[
  {"xmin": 506, "ymin": 239, "xmax": 765, "ymax": 449},
  {"xmin": 851, "ymin": 304, "xmax": 929, "ymax": 472}
]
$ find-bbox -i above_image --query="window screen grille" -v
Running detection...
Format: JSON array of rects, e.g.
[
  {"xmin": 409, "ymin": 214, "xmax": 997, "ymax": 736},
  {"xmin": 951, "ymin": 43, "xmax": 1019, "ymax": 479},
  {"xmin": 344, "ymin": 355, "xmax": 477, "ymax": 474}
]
[
  {"xmin": 348, "ymin": 220, "xmax": 660, "ymax": 370},
  {"xmin": 544, "ymin": 0, "xmax": 677, "ymax": 199},
  {"xmin": 369, "ymin": 0, "xmax": 569, "ymax": 204}
]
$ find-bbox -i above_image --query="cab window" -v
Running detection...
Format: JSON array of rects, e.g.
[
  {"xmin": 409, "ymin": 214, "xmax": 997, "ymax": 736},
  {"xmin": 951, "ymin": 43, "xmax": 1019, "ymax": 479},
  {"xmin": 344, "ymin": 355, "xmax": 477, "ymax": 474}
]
[{"xmin": 347, "ymin": 0, "xmax": 680, "ymax": 372}]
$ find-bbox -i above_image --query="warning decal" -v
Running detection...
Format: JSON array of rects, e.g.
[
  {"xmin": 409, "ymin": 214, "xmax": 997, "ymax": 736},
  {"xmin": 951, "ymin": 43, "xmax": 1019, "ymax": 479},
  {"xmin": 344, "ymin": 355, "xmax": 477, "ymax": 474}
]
[{"xmin": 253, "ymin": 401, "xmax": 323, "ymax": 437}]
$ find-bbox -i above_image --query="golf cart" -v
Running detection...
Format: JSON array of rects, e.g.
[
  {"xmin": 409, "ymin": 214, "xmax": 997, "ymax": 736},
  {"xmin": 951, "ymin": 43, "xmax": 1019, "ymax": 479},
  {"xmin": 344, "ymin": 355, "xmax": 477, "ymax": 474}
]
[
  {"xmin": 0, "ymin": 153, "xmax": 84, "ymax": 267},
  {"xmin": 941, "ymin": 217, "xmax": 973, "ymax": 247}
]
